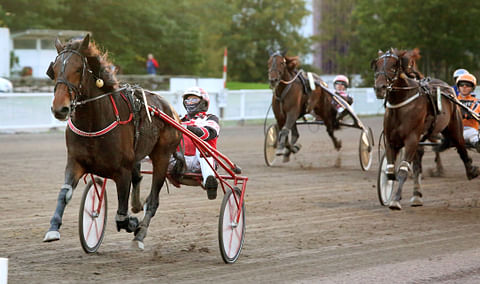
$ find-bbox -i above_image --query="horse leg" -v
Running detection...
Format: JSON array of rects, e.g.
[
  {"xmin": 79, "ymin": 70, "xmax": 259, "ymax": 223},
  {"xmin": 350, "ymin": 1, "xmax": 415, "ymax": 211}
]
[
  {"xmin": 131, "ymin": 162, "xmax": 144, "ymax": 214},
  {"xmin": 389, "ymin": 138, "xmax": 418, "ymax": 210},
  {"xmin": 289, "ymin": 124, "xmax": 301, "ymax": 153},
  {"xmin": 115, "ymin": 171, "xmax": 139, "ymax": 234},
  {"xmin": 411, "ymin": 146, "xmax": 424, "ymax": 206},
  {"xmin": 276, "ymin": 127, "xmax": 290, "ymax": 157},
  {"xmin": 133, "ymin": 154, "xmax": 169, "ymax": 249},
  {"xmin": 279, "ymin": 112, "xmax": 298, "ymax": 162},
  {"xmin": 326, "ymin": 113, "xmax": 342, "ymax": 151},
  {"xmin": 43, "ymin": 162, "xmax": 83, "ymax": 242},
  {"xmin": 429, "ymin": 151, "xmax": 445, "ymax": 177},
  {"xmin": 445, "ymin": 117, "xmax": 480, "ymax": 180}
]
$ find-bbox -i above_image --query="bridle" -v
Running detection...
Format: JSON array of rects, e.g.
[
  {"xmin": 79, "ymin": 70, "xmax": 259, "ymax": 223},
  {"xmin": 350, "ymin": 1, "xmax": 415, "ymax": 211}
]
[
  {"xmin": 374, "ymin": 50, "xmax": 401, "ymax": 92},
  {"xmin": 269, "ymin": 51, "xmax": 300, "ymax": 86},
  {"xmin": 49, "ymin": 48, "xmax": 109, "ymax": 112}
]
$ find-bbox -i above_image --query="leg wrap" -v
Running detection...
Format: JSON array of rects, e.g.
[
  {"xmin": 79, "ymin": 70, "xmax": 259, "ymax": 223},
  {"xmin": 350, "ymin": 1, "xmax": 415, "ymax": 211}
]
[
  {"xmin": 398, "ymin": 161, "xmax": 412, "ymax": 173},
  {"xmin": 60, "ymin": 184, "xmax": 73, "ymax": 205},
  {"xmin": 386, "ymin": 164, "xmax": 395, "ymax": 180}
]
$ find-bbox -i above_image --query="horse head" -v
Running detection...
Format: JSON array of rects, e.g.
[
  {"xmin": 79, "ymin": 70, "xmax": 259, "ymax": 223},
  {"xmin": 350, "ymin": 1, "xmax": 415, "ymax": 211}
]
[
  {"xmin": 372, "ymin": 48, "xmax": 408, "ymax": 99},
  {"xmin": 47, "ymin": 34, "xmax": 118, "ymax": 120},
  {"xmin": 267, "ymin": 50, "xmax": 287, "ymax": 89}
]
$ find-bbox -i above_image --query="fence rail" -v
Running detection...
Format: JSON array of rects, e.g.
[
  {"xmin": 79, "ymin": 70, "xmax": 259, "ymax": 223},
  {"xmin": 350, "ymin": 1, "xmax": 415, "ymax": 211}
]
[{"xmin": 0, "ymin": 88, "xmax": 383, "ymax": 132}]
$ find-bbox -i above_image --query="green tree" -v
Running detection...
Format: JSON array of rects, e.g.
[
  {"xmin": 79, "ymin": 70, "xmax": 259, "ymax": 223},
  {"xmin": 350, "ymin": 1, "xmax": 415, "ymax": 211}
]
[
  {"xmin": 349, "ymin": 0, "xmax": 480, "ymax": 85},
  {"xmin": 219, "ymin": 0, "xmax": 311, "ymax": 82}
]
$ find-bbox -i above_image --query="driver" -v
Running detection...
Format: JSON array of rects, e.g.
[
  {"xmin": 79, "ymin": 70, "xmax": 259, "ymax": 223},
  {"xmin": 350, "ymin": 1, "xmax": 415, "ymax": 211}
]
[
  {"xmin": 452, "ymin": 68, "xmax": 469, "ymax": 96},
  {"xmin": 456, "ymin": 73, "xmax": 480, "ymax": 151},
  {"xmin": 170, "ymin": 86, "xmax": 220, "ymax": 200},
  {"xmin": 332, "ymin": 75, "xmax": 353, "ymax": 120}
]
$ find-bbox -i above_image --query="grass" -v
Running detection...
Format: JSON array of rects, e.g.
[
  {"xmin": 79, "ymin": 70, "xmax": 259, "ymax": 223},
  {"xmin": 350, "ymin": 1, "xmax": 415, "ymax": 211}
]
[{"xmin": 226, "ymin": 81, "xmax": 269, "ymax": 90}]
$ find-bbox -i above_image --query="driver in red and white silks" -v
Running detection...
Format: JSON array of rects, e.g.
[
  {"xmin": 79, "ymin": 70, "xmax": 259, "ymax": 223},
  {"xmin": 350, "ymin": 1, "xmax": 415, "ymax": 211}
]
[
  {"xmin": 456, "ymin": 73, "xmax": 480, "ymax": 151},
  {"xmin": 169, "ymin": 86, "xmax": 220, "ymax": 199}
]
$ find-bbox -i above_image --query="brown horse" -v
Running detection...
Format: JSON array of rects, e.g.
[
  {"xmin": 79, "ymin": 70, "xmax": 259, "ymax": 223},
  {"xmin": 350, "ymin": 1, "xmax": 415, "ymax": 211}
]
[
  {"xmin": 373, "ymin": 48, "xmax": 479, "ymax": 210},
  {"xmin": 44, "ymin": 34, "xmax": 181, "ymax": 249},
  {"xmin": 267, "ymin": 51, "xmax": 341, "ymax": 162}
]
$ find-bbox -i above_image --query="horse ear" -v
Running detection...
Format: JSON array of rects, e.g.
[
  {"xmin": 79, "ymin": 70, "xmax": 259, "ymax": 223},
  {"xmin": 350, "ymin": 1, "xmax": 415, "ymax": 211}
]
[
  {"xmin": 281, "ymin": 49, "xmax": 288, "ymax": 57},
  {"xmin": 377, "ymin": 50, "xmax": 384, "ymax": 56},
  {"xmin": 55, "ymin": 38, "xmax": 63, "ymax": 53},
  {"xmin": 411, "ymin": 48, "xmax": 421, "ymax": 60},
  {"xmin": 80, "ymin": 34, "xmax": 90, "ymax": 52}
]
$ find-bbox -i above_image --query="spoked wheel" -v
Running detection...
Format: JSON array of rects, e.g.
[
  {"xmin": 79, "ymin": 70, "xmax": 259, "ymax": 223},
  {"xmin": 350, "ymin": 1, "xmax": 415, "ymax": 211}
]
[
  {"xmin": 359, "ymin": 127, "xmax": 374, "ymax": 171},
  {"xmin": 79, "ymin": 177, "xmax": 107, "ymax": 253},
  {"xmin": 377, "ymin": 148, "xmax": 405, "ymax": 206},
  {"xmin": 377, "ymin": 153, "xmax": 394, "ymax": 206},
  {"xmin": 264, "ymin": 124, "xmax": 278, "ymax": 167},
  {"xmin": 218, "ymin": 187, "xmax": 245, "ymax": 264}
]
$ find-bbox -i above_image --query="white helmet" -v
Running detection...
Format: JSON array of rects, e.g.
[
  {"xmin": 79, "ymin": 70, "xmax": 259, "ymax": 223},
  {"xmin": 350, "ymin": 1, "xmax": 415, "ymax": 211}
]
[
  {"xmin": 453, "ymin": 69, "xmax": 469, "ymax": 80},
  {"xmin": 333, "ymin": 75, "xmax": 349, "ymax": 87},
  {"xmin": 182, "ymin": 86, "xmax": 210, "ymax": 115}
]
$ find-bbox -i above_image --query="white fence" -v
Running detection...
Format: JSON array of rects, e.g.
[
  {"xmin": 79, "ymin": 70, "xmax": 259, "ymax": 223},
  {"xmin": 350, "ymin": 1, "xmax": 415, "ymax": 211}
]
[{"xmin": 0, "ymin": 88, "xmax": 384, "ymax": 131}]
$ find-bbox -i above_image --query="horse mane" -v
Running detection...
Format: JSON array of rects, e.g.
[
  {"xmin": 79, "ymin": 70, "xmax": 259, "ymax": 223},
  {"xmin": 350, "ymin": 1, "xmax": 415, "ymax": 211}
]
[
  {"xmin": 285, "ymin": 56, "xmax": 300, "ymax": 72},
  {"xmin": 391, "ymin": 47, "xmax": 424, "ymax": 80},
  {"xmin": 65, "ymin": 38, "xmax": 119, "ymax": 90}
]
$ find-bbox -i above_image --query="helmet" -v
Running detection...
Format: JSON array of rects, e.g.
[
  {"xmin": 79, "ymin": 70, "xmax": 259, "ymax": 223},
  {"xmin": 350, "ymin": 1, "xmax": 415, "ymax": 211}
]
[
  {"xmin": 182, "ymin": 86, "xmax": 210, "ymax": 115},
  {"xmin": 453, "ymin": 69, "xmax": 469, "ymax": 80},
  {"xmin": 333, "ymin": 75, "xmax": 349, "ymax": 87},
  {"xmin": 456, "ymin": 73, "xmax": 477, "ymax": 90}
]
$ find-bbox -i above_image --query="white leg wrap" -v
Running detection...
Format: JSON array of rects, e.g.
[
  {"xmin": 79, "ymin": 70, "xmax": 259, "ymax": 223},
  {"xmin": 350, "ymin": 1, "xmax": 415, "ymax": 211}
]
[
  {"xmin": 196, "ymin": 150, "xmax": 215, "ymax": 184},
  {"xmin": 386, "ymin": 164, "xmax": 395, "ymax": 175},
  {"xmin": 399, "ymin": 161, "xmax": 411, "ymax": 172},
  {"xmin": 62, "ymin": 184, "xmax": 73, "ymax": 204}
]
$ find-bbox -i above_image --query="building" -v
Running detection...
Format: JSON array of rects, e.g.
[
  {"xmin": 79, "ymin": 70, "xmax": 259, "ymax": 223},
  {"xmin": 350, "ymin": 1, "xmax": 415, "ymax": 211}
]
[{"xmin": 5, "ymin": 29, "xmax": 90, "ymax": 78}]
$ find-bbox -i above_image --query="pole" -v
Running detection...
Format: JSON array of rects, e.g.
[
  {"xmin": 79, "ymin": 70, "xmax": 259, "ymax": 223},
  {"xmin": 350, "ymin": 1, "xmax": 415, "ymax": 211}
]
[
  {"xmin": 0, "ymin": 258, "xmax": 7, "ymax": 284},
  {"xmin": 220, "ymin": 47, "xmax": 228, "ymax": 119}
]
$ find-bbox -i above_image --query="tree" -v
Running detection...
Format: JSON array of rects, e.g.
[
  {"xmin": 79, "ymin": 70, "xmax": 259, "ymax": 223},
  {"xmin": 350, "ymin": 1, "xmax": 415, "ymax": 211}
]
[
  {"xmin": 349, "ymin": 0, "xmax": 480, "ymax": 85},
  {"xmin": 219, "ymin": 0, "xmax": 311, "ymax": 82}
]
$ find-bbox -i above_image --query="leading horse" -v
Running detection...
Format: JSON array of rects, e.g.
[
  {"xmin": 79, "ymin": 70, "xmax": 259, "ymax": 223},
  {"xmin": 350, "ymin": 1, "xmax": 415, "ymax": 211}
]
[
  {"xmin": 44, "ymin": 34, "xmax": 181, "ymax": 249},
  {"xmin": 373, "ymin": 48, "xmax": 479, "ymax": 210},
  {"xmin": 267, "ymin": 51, "xmax": 341, "ymax": 162}
]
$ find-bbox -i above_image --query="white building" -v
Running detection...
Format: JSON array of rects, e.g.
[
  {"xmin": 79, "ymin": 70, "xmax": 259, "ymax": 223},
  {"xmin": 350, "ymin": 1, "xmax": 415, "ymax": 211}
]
[{"xmin": 5, "ymin": 29, "xmax": 89, "ymax": 78}]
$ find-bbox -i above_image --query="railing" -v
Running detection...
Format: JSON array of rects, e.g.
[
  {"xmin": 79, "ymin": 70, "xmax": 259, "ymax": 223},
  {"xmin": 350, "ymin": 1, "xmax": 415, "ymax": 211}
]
[{"xmin": 0, "ymin": 88, "xmax": 384, "ymax": 132}]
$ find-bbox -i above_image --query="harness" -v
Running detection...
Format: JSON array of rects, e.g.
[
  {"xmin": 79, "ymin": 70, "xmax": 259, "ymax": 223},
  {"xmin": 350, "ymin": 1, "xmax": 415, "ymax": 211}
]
[{"xmin": 50, "ymin": 48, "xmax": 144, "ymax": 142}]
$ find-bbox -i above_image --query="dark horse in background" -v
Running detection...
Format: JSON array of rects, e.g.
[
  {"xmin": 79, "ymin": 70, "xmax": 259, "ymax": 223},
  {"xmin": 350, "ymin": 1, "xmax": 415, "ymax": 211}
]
[
  {"xmin": 373, "ymin": 48, "xmax": 479, "ymax": 210},
  {"xmin": 44, "ymin": 34, "xmax": 181, "ymax": 249},
  {"xmin": 267, "ymin": 51, "xmax": 341, "ymax": 163}
]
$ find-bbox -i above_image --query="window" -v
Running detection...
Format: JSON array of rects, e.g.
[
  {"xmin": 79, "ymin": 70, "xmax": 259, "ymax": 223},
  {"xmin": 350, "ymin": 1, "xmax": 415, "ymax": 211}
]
[
  {"xmin": 41, "ymin": 39, "xmax": 55, "ymax": 50},
  {"xmin": 14, "ymin": 39, "xmax": 36, "ymax": 49}
]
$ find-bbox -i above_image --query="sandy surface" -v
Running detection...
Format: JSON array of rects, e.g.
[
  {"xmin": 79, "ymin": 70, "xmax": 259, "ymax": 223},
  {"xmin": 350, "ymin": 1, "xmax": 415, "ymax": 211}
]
[{"xmin": 1, "ymin": 116, "xmax": 480, "ymax": 283}]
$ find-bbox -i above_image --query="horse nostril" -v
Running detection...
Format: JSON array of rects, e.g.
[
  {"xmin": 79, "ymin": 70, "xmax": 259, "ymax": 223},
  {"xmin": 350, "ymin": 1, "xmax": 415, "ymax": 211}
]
[{"xmin": 60, "ymin": 106, "xmax": 70, "ymax": 115}]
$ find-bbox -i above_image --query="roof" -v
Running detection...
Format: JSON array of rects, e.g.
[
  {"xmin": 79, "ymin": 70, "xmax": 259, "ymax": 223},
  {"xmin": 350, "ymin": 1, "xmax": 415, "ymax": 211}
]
[{"xmin": 11, "ymin": 29, "xmax": 91, "ymax": 40}]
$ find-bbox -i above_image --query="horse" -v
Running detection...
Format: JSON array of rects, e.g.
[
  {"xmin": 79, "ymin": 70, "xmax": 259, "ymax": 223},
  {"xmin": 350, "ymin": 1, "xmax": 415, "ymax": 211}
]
[
  {"xmin": 44, "ymin": 34, "xmax": 181, "ymax": 249},
  {"xmin": 372, "ymin": 48, "xmax": 479, "ymax": 210},
  {"xmin": 267, "ymin": 51, "xmax": 341, "ymax": 163}
]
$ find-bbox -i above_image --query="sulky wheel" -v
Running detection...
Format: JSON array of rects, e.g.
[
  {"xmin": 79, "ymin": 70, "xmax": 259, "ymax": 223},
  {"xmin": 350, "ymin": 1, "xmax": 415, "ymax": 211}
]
[
  {"xmin": 218, "ymin": 187, "xmax": 245, "ymax": 264},
  {"xmin": 377, "ymin": 153, "xmax": 394, "ymax": 206},
  {"xmin": 359, "ymin": 127, "xmax": 374, "ymax": 171},
  {"xmin": 376, "ymin": 148, "xmax": 405, "ymax": 206},
  {"xmin": 79, "ymin": 177, "xmax": 107, "ymax": 253},
  {"xmin": 264, "ymin": 124, "xmax": 278, "ymax": 167}
]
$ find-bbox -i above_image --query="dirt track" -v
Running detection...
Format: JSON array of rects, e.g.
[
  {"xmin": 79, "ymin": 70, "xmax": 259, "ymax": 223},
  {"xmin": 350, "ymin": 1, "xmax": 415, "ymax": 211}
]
[{"xmin": 1, "ymin": 116, "xmax": 480, "ymax": 283}]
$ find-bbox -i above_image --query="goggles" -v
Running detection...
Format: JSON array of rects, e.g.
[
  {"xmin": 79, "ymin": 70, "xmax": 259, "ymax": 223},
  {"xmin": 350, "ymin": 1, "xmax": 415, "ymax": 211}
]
[
  {"xmin": 184, "ymin": 97, "xmax": 201, "ymax": 104},
  {"xmin": 458, "ymin": 82, "xmax": 474, "ymax": 88}
]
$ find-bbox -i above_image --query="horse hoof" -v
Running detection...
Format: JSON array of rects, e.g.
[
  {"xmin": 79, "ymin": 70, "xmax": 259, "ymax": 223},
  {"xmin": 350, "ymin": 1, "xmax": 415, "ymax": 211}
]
[
  {"xmin": 131, "ymin": 240, "xmax": 144, "ymax": 251},
  {"xmin": 410, "ymin": 196, "xmax": 423, "ymax": 207},
  {"xmin": 467, "ymin": 166, "xmax": 480, "ymax": 180},
  {"xmin": 275, "ymin": 148, "xmax": 284, "ymax": 156},
  {"xmin": 43, "ymin": 231, "xmax": 60, "ymax": 242},
  {"xmin": 282, "ymin": 155, "xmax": 290, "ymax": 163},
  {"xmin": 292, "ymin": 144, "xmax": 302, "ymax": 153},
  {"xmin": 428, "ymin": 168, "xmax": 445, "ymax": 177},
  {"xmin": 388, "ymin": 200, "xmax": 402, "ymax": 210}
]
